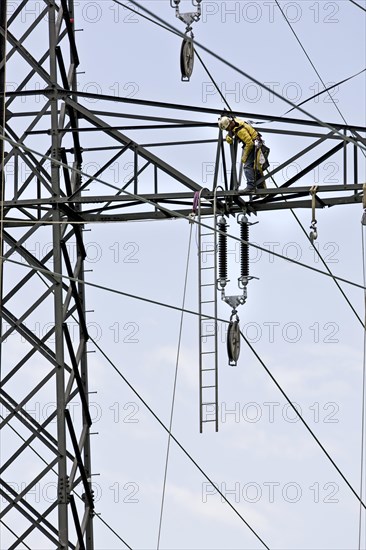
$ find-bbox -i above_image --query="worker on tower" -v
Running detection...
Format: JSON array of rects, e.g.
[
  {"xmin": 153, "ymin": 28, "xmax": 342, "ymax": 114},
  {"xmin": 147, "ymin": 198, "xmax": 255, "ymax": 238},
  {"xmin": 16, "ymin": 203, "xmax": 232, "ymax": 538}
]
[{"xmin": 218, "ymin": 116, "xmax": 269, "ymax": 193}]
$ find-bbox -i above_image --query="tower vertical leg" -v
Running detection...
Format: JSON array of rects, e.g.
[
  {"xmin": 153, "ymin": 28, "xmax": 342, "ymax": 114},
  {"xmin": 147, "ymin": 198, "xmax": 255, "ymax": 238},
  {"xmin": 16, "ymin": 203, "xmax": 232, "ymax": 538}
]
[
  {"xmin": 49, "ymin": 4, "xmax": 68, "ymax": 545},
  {"xmin": 0, "ymin": 0, "xmax": 6, "ymax": 348},
  {"xmin": 0, "ymin": 2, "xmax": 94, "ymax": 547}
]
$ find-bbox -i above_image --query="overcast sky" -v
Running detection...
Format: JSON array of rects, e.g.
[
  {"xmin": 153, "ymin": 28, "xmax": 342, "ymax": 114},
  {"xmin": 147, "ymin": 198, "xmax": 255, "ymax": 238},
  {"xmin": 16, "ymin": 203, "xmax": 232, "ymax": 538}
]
[{"xmin": 2, "ymin": 0, "xmax": 366, "ymax": 549}]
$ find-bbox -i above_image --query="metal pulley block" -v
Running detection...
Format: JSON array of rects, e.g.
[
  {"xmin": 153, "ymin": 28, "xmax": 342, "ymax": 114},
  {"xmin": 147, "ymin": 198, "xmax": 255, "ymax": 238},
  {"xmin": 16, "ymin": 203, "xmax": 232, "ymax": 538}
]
[
  {"xmin": 180, "ymin": 35, "xmax": 194, "ymax": 81},
  {"xmin": 171, "ymin": 0, "xmax": 202, "ymax": 81},
  {"xmin": 227, "ymin": 311, "xmax": 241, "ymax": 366}
]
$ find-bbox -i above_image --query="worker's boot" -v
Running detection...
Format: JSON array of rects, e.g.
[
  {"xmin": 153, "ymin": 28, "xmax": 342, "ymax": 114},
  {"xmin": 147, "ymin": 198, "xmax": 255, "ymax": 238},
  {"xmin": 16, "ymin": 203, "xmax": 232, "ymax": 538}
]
[{"xmin": 243, "ymin": 185, "xmax": 256, "ymax": 193}]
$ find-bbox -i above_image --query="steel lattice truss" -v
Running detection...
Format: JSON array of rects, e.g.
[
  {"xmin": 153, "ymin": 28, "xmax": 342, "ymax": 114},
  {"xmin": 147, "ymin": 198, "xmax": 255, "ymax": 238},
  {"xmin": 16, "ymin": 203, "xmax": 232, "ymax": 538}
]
[{"xmin": 0, "ymin": 0, "xmax": 365, "ymax": 548}]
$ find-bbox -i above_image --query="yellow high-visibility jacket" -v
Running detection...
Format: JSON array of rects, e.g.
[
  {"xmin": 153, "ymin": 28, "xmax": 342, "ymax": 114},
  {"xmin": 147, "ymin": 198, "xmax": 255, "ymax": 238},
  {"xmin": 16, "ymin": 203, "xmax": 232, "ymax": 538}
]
[{"xmin": 227, "ymin": 118, "xmax": 258, "ymax": 163}]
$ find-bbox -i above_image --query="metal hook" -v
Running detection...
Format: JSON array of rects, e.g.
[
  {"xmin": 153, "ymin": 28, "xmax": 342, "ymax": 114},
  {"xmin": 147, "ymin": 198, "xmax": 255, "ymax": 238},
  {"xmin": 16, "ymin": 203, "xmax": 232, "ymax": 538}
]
[
  {"xmin": 309, "ymin": 186, "xmax": 318, "ymax": 242},
  {"xmin": 309, "ymin": 227, "xmax": 318, "ymax": 243}
]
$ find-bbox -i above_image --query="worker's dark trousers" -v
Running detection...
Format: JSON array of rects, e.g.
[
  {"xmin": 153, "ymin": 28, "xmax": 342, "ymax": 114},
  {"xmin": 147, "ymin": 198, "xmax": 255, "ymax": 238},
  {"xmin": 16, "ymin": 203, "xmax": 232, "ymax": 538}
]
[{"xmin": 243, "ymin": 147, "xmax": 255, "ymax": 188}]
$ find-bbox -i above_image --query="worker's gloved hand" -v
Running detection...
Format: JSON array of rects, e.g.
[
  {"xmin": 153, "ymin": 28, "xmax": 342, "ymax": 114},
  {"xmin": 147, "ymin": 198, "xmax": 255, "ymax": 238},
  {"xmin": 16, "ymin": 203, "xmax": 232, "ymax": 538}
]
[{"xmin": 226, "ymin": 135, "xmax": 233, "ymax": 145}]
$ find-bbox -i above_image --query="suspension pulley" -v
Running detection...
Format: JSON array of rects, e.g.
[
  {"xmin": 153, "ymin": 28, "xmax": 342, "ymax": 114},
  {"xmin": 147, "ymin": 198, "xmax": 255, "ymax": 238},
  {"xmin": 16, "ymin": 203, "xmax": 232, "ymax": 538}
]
[
  {"xmin": 227, "ymin": 310, "xmax": 241, "ymax": 367},
  {"xmin": 171, "ymin": 0, "xmax": 202, "ymax": 81}
]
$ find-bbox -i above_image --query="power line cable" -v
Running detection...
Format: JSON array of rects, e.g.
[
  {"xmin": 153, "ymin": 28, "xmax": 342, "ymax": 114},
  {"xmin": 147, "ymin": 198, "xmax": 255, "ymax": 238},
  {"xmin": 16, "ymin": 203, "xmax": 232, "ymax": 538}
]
[
  {"xmin": 128, "ymin": 20, "xmax": 366, "ymax": 332},
  {"xmin": 86, "ymin": 287, "xmax": 366, "ymax": 531},
  {"xmin": 349, "ymin": 0, "xmax": 366, "ymax": 13},
  {"xmin": 0, "ymin": 133, "xmax": 364, "ymax": 289},
  {"xmin": 0, "ymin": 413, "xmax": 133, "ymax": 549},
  {"xmin": 112, "ymin": 0, "xmax": 365, "ymax": 126},
  {"xmin": 47, "ymin": 17, "xmax": 366, "ymax": 523},
  {"xmin": 4, "ymin": 1, "xmax": 364, "ymax": 545},
  {"xmin": 193, "ymin": 47, "xmax": 232, "ymax": 112},
  {"xmin": 0, "ymin": 133, "xmax": 365, "ymax": 291},
  {"xmin": 114, "ymin": 0, "xmax": 365, "ymax": 124},
  {"xmin": 157, "ymin": 224, "xmax": 193, "ymax": 550},
  {"xmin": 2, "ymin": 97, "xmax": 366, "ymax": 526},
  {"xmin": 89, "ymin": 335, "xmax": 270, "ymax": 549},
  {"xmin": 267, "ymin": 174, "xmax": 365, "ymax": 328},
  {"xmin": 196, "ymin": 58, "xmax": 366, "ymax": 126},
  {"xmin": 270, "ymin": 1, "xmax": 366, "ymax": 329},
  {"xmin": 283, "ymin": 67, "xmax": 366, "ymax": 116},
  {"xmin": 275, "ymin": 0, "xmax": 349, "ymax": 125},
  {"xmin": 95, "ymin": 515, "xmax": 132, "ymax": 550},
  {"xmin": 238, "ymin": 329, "xmax": 366, "ymax": 511},
  {"xmin": 0, "ymin": 249, "xmax": 269, "ymax": 550},
  {"xmin": 2, "ymin": 247, "xmax": 365, "ymax": 544},
  {"xmin": 3, "ymin": 224, "xmax": 365, "ymax": 304},
  {"xmin": 274, "ymin": 0, "xmax": 366, "ymax": 163},
  {"xmin": 159, "ymin": 14, "xmax": 366, "ymax": 331},
  {"xmin": 114, "ymin": 0, "xmax": 181, "ymax": 38},
  {"xmin": 125, "ymin": 0, "xmax": 366, "ymax": 153},
  {"xmin": 3, "ymin": 251, "xmax": 366, "ymax": 514},
  {"xmin": 192, "ymin": 38, "xmax": 366, "ymax": 518},
  {"xmin": 178, "ymin": 56, "xmax": 366, "ymax": 330},
  {"xmin": 159, "ymin": 3, "xmax": 365, "ymax": 126},
  {"xmin": 104, "ymin": 0, "xmax": 366, "ymax": 148},
  {"xmin": 151, "ymin": 32, "xmax": 366, "ymax": 330},
  {"xmin": 2, "ymin": 4, "xmax": 366, "ymax": 548}
]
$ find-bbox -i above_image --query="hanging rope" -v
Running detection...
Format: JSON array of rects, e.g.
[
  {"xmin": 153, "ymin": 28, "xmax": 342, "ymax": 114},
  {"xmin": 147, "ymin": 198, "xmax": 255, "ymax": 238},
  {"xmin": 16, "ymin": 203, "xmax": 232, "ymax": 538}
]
[
  {"xmin": 156, "ymin": 222, "xmax": 193, "ymax": 549},
  {"xmin": 359, "ymin": 224, "xmax": 366, "ymax": 549},
  {"xmin": 194, "ymin": 47, "xmax": 232, "ymax": 113}
]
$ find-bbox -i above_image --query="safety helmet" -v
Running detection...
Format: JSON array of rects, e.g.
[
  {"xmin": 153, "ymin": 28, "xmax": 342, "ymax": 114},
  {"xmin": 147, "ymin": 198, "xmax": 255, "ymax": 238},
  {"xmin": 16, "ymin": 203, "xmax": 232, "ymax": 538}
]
[{"xmin": 218, "ymin": 116, "xmax": 231, "ymax": 131}]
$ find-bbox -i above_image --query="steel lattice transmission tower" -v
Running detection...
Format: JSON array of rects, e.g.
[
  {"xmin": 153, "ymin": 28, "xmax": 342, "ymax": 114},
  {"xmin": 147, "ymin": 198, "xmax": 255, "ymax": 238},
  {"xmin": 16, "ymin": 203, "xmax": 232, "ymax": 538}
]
[
  {"xmin": 1, "ymin": 1, "xmax": 94, "ymax": 547},
  {"xmin": 0, "ymin": 0, "xmax": 365, "ymax": 548}
]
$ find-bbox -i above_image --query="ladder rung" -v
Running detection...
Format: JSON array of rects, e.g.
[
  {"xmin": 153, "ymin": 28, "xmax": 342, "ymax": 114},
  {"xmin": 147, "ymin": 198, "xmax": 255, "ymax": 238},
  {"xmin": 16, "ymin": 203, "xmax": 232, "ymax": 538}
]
[
  {"xmin": 202, "ymin": 402, "xmax": 216, "ymax": 406},
  {"xmin": 202, "ymin": 385, "xmax": 216, "ymax": 388},
  {"xmin": 202, "ymin": 368, "xmax": 216, "ymax": 371},
  {"xmin": 201, "ymin": 351, "xmax": 215, "ymax": 355},
  {"xmin": 201, "ymin": 316, "xmax": 213, "ymax": 320},
  {"xmin": 201, "ymin": 267, "xmax": 215, "ymax": 271},
  {"xmin": 202, "ymin": 419, "xmax": 216, "ymax": 423},
  {"xmin": 201, "ymin": 300, "xmax": 214, "ymax": 304},
  {"xmin": 200, "ymin": 283, "xmax": 215, "ymax": 287},
  {"xmin": 200, "ymin": 334, "xmax": 215, "ymax": 338}
]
